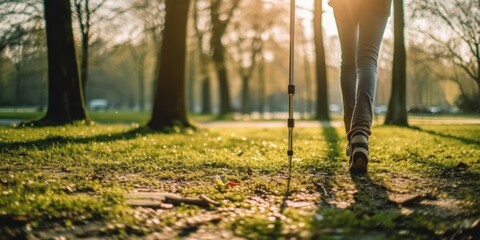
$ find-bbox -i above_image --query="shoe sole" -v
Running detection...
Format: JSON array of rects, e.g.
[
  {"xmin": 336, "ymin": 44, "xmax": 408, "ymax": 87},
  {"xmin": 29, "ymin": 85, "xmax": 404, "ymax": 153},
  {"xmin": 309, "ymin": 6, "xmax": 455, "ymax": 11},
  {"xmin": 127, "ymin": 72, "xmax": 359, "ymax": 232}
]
[{"xmin": 349, "ymin": 148, "xmax": 368, "ymax": 173}]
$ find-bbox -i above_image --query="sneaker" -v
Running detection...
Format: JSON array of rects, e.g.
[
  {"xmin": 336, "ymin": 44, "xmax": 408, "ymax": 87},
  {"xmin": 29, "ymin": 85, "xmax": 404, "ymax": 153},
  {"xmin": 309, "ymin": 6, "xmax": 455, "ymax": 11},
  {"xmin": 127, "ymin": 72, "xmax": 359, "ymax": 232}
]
[{"xmin": 349, "ymin": 130, "xmax": 369, "ymax": 173}]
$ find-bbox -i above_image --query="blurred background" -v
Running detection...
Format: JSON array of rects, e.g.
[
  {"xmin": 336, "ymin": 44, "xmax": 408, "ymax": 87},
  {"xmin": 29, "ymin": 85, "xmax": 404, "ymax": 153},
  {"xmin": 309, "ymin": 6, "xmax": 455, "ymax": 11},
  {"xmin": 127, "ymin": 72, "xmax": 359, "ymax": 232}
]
[{"xmin": 0, "ymin": 0, "xmax": 478, "ymax": 121}]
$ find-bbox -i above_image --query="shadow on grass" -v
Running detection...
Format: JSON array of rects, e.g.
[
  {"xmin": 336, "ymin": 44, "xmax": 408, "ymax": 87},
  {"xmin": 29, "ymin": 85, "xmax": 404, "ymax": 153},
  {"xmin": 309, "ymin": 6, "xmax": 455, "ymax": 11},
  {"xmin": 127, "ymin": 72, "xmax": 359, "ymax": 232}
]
[
  {"xmin": 273, "ymin": 175, "xmax": 292, "ymax": 239},
  {"xmin": 410, "ymin": 126, "xmax": 480, "ymax": 146},
  {"xmin": 404, "ymin": 126, "xmax": 480, "ymax": 179},
  {"xmin": 271, "ymin": 123, "xmax": 344, "ymax": 239},
  {"xmin": 308, "ymin": 124, "xmax": 404, "ymax": 238},
  {"xmin": 0, "ymin": 126, "xmax": 180, "ymax": 152}
]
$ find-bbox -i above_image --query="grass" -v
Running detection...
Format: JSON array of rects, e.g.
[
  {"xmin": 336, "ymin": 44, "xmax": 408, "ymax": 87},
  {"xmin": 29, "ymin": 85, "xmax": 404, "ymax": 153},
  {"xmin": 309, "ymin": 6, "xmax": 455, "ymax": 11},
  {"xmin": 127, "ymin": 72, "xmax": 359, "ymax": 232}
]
[
  {"xmin": 0, "ymin": 123, "xmax": 479, "ymax": 239},
  {"xmin": 2, "ymin": 109, "xmax": 479, "ymax": 124}
]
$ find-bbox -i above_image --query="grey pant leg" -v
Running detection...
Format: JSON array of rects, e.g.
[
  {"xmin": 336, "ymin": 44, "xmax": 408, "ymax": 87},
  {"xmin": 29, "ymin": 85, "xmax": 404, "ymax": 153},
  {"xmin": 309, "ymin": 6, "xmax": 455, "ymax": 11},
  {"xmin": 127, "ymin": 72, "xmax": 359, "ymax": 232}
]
[
  {"xmin": 332, "ymin": 0, "xmax": 389, "ymax": 138},
  {"xmin": 349, "ymin": 11, "xmax": 389, "ymax": 137},
  {"xmin": 332, "ymin": 4, "xmax": 359, "ymax": 134}
]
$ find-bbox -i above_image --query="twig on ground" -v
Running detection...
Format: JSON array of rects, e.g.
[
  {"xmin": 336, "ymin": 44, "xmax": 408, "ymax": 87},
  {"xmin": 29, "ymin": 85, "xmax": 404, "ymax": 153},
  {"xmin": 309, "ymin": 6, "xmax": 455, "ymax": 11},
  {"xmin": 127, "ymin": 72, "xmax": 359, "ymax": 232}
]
[
  {"xmin": 387, "ymin": 192, "xmax": 436, "ymax": 206},
  {"xmin": 126, "ymin": 192, "xmax": 220, "ymax": 209}
]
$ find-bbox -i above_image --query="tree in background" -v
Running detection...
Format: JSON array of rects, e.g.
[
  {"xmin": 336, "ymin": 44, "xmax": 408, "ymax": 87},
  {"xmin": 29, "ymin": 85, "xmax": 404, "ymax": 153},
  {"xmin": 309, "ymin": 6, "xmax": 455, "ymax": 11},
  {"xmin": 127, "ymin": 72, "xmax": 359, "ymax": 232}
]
[
  {"xmin": 385, "ymin": 0, "xmax": 408, "ymax": 126},
  {"xmin": 410, "ymin": 0, "xmax": 480, "ymax": 113},
  {"xmin": 227, "ymin": 0, "xmax": 271, "ymax": 114},
  {"xmin": 314, "ymin": 0, "xmax": 329, "ymax": 120},
  {"xmin": 10, "ymin": 29, "xmax": 46, "ymax": 107},
  {"xmin": 210, "ymin": 0, "xmax": 240, "ymax": 116},
  {"xmin": 193, "ymin": 0, "xmax": 212, "ymax": 114},
  {"xmin": 148, "ymin": 0, "xmax": 191, "ymax": 130},
  {"xmin": 74, "ymin": 0, "xmax": 130, "ymax": 104},
  {"xmin": 129, "ymin": 0, "xmax": 165, "ymax": 111},
  {"xmin": 73, "ymin": 0, "xmax": 108, "ymax": 102},
  {"xmin": 128, "ymin": 39, "xmax": 148, "ymax": 112},
  {"xmin": 39, "ymin": 0, "xmax": 88, "ymax": 125},
  {"xmin": 0, "ymin": 1, "xmax": 47, "ymax": 107},
  {"xmin": 299, "ymin": 18, "xmax": 314, "ymax": 117},
  {"xmin": 0, "ymin": 1, "xmax": 42, "ymax": 52}
]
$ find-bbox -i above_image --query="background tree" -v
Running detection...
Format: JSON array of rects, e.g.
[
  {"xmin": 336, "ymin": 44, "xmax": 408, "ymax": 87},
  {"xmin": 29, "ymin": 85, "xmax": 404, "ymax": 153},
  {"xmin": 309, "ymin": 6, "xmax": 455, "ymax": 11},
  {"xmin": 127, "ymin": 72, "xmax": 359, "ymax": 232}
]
[
  {"xmin": 0, "ymin": 0, "xmax": 42, "ymax": 51},
  {"xmin": 73, "ymin": 0, "xmax": 108, "ymax": 102},
  {"xmin": 130, "ymin": 0, "xmax": 165, "ymax": 111},
  {"xmin": 299, "ymin": 18, "xmax": 314, "ymax": 117},
  {"xmin": 313, "ymin": 0, "xmax": 329, "ymax": 120},
  {"xmin": 39, "ymin": 0, "xmax": 88, "ymax": 124},
  {"xmin": 148, "ymin": 0, "xmax": 191, "ymax": 130},
  {"xmin": 10, "ymin": 29, "xmax": 44, "ymax": 107},
  {"xmin": 385, "ymin": 0, "xmax": 408, "ymax": 126},
  {"xmin": 210, "ymin": 0, "xmax": 240, "ymax": 116},
  {"xmin": 128, "ymin": 38, "xmax": 148, "ymax": 111},
  {"xmin": 193, "ymin": 0, "xmax": 212, "ymax": 114},
  {"xmin": 410, "ymin": 0, "xmax": 480, "ymax": 112},
  {"xmin": 0, "ymin": 0, "xmax": 46, "ymax": 107},
  {"xmin": 227, "ymin": 0, "xmax": 270, "ymax": 114}
]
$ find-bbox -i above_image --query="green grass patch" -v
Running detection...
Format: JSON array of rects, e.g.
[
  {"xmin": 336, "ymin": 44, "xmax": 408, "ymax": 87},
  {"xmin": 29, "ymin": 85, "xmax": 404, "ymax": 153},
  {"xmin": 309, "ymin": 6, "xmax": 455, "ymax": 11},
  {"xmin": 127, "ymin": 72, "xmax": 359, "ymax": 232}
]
[{"xmin": 0, "ymin": 123, "xmax": 479, "ymax": 238}]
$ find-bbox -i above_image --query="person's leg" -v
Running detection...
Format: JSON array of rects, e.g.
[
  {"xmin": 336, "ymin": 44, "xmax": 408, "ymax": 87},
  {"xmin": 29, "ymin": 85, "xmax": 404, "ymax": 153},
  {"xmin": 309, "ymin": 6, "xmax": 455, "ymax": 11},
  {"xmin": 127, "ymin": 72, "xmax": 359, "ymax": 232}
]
[
  {"xmin": 348, "ymin": 0, "xmax": 390, "ymax": 173},
  {"xmin": 332, "ymin": 2, "xmax": 359, "ymax": 135},
  {"xmin": 348, "ymin": 2, "xmax": 389, "ymax": 139}
]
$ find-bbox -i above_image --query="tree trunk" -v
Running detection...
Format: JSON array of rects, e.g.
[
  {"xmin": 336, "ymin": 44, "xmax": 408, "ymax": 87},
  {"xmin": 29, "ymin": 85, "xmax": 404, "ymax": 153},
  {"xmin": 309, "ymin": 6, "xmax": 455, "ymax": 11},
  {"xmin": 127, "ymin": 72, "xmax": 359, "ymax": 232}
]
[
  {"xmin": 148, "ymin": 0, "xmax": 191, "ymax": 130},
  {"xmin": 258, "ymin": 58, "xmax": 266, "ymax": 114},
  {"xmin": 40, "ymin": 0, "xmax": 88, "ymax": 125},
  {"xmin": 74, "ymin": 0, "xmax": 90, "ymax": 103},
  {"xmin": 385, "ymin": 0, "xmax": 408, "ymax": 126},
  {"xmin": 201, "ymin": 77, "xmax": 211, "ymax": 114},
  {"xmin": 80, "ymin": 30, "xmax": 89, "ymax": 102},
  {"xmin": 187, "ymin": 49, "xmax": 195, "ymax": 113},
  {"xmin": 302, "ymin": 33, "xmax": 313, "ymax": 117},
  {"xmin": 14, "ymin": 64, "xmax": 22, "ymax": 107},
  {"xmin": 211, "ymin": 34, "xmax": 231, "ymax": 116},
  {"xmin": 241, "ymin": 75, "xmax": 250, "ymax": 114},
  {"xmin": 193, "ymin": 0, "xmax": 211, "ymax": 114},
  {"xmin": 476, "ymin": 60, "xmax": 480, "ymax": 95},
  {"xmin": 314, "ymin": 0, "xmax": 329, "ymax": 120},
  {"xmin": 139, "ymin": 66, "xmax": 145, "ymax": 111}
]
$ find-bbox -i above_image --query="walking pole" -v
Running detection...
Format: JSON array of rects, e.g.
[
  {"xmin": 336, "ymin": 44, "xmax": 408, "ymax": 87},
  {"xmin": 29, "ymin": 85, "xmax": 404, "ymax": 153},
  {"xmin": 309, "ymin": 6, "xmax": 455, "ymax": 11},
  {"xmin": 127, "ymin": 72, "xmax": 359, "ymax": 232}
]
[{"xmin": 287, "ymin": 0, "xmax": 295, "ymax": 179}]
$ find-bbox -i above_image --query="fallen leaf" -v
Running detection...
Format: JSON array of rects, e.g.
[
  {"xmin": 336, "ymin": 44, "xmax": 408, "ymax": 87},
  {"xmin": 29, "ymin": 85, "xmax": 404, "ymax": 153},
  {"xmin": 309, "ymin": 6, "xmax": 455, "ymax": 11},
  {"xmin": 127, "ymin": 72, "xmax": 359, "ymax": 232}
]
[{"xmin": 226, "ymin": 181, "xmax": 239, "ymax": 187}]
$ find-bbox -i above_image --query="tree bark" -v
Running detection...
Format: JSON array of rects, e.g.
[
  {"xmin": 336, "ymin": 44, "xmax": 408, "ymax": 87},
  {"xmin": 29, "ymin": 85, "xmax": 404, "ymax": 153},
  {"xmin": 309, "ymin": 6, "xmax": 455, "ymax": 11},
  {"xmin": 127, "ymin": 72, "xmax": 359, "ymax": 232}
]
[
  {"xmin": 385, "ymin": 0, "xmax": 408, "ymax": 126},
  {"xmin": 314, "ymin": 0, "xmax": 329, "ymax": 120},
  {"xmin": 148, "ymin": 0, "xmax": 191, "ymax": 130},
  {"xmin": 40, "ymin": 0, "xmax": 88, "ymax": 125}
]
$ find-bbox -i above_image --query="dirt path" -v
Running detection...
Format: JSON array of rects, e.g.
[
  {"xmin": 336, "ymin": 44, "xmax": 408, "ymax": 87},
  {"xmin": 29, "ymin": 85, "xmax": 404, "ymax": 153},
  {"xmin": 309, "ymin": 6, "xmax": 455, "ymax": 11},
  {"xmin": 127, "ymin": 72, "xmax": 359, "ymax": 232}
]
[{"xmin": 22, "ymin": 167, "xmax": 480, "ymax": 239}]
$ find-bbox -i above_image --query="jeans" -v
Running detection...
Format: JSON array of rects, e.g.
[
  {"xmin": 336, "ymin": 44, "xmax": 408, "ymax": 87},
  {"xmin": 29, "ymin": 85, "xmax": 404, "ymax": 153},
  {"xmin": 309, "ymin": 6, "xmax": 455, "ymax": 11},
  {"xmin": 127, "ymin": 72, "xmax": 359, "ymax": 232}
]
[{"xmin": 330, "ymin": 0, "xmax": 391, "ymax": 139}]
